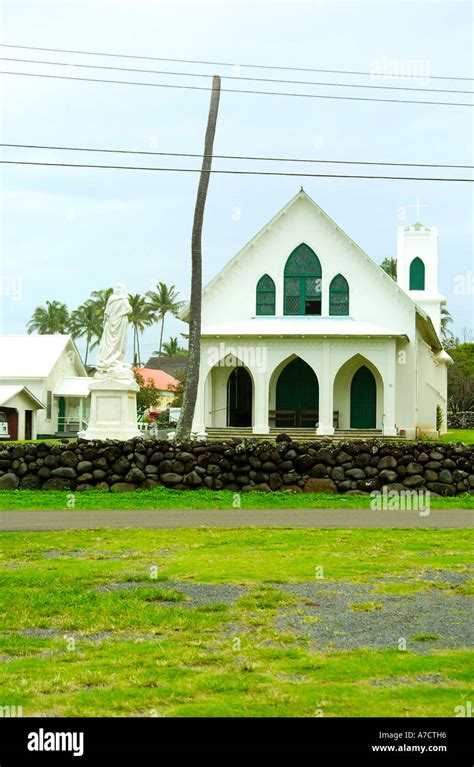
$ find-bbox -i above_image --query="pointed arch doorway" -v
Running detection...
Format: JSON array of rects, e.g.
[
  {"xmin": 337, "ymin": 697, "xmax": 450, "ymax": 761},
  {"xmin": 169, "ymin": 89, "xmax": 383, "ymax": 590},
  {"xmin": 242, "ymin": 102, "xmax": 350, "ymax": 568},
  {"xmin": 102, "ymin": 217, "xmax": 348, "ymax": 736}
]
[
  {"xmin": 350, "ymin": 366, "xmax": 376, "ymax": 428},
  {"xmin": 227, "ymin": 367, "xmax": 253, "ymax": 426},
  {"xmin": 276, "ymin": 358, "xmax": 319, "ymax": 427}
]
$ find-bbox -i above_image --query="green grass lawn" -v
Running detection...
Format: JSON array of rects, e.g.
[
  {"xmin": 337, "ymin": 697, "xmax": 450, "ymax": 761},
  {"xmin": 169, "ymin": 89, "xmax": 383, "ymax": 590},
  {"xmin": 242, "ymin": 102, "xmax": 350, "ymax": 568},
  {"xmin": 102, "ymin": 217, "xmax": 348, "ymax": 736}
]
[
  {"xmin": 0, "ymin": 527, "xmax": 472, "ymax": 717},
  {"xmin": 436, "ymin": 429, "xmax": 474, "ymax": 444},
  {"xmin": 0, "ymin": 487, "xmax": 472, "ymax": 510}
]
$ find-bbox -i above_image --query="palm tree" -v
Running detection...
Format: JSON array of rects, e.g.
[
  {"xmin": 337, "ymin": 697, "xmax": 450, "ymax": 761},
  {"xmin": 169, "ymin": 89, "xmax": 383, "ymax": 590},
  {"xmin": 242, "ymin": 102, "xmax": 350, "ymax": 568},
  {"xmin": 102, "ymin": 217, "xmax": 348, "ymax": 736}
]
[
  {"xmin": 162, "ymin": 337, "xmax": 187, "ymax": 357},
  {"xmin": 69, "ymin": 301, "xmax": 101, "ymax": 365},
  {"xmin": 147, "ymin": 282, "xmax": 185, "ymax": 359},
  {"xmin": 89, "ymin": 287, "xmax": 113, "ymax": 338},
  {"xmin": 175, "ymin": 75, "xmax": 221, "ymax": 440},
  {"xmin": 380, "ymin": 257, "xmax": 397, "ymax": 280},
  {"xmin": 128, "ymin": 293, "xmax": 154, "ymax": 366},
  {"xmin": 27, "ymin": 300, "xmax": 70, "ymax": 334},
  {"xmin": 441, "ymin": 305, "xmax": 453, "ymax": 342}
]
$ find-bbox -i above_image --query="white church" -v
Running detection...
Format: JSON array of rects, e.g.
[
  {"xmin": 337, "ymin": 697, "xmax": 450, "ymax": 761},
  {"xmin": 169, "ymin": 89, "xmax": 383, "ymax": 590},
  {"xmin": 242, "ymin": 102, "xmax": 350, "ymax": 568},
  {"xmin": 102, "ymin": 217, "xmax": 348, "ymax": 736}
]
[{"xmin": 190, "ymin": 189, "xmax": 451, "ymax": 441}]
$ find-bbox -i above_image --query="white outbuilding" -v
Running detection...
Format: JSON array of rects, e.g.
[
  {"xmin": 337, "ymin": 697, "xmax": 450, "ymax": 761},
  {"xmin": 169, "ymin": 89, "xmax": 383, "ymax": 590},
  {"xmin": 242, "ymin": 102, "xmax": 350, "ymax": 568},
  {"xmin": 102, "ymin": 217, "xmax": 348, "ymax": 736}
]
[
  {"xmin": 191, "ymin": 190, "xmax": 451, "ymax": 440},
  {"xmin": 0, "ymin": 334, "xmax": 93, "ymax": 438},
  {"xmin": 0, "ymin": 385, "xmax": 44, "ymax": 440}
]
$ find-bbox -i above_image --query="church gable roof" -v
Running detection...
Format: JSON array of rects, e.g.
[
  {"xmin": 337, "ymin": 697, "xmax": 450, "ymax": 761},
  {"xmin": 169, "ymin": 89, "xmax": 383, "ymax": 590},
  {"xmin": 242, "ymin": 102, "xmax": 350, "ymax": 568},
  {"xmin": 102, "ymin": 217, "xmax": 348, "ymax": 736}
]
[{"xmin": 202, "ymin": 189, "xmax": 416, "ymax": 312}]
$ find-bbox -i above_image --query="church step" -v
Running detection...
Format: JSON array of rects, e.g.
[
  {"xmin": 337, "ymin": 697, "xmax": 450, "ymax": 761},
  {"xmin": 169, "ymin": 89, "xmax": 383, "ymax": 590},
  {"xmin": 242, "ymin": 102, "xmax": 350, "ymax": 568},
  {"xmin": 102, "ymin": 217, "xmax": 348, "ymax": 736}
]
[{"xmin": 205, "ymin": 428, "xmax": 405, "ymax": 442}]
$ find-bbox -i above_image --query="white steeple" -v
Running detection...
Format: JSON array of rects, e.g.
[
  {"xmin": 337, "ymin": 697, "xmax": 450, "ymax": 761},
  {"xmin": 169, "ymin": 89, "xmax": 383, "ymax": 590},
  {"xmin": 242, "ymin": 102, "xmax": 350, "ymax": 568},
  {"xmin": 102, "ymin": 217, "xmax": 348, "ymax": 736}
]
[{"xmin": 397, "ymin": 219, "xmax": 445, "ymax": 338}]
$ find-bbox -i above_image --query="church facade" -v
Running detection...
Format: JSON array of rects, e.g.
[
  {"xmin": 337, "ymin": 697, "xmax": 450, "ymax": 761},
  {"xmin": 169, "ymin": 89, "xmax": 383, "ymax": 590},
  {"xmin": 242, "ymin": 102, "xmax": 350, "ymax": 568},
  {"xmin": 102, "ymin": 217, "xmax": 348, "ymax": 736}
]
[{"xmin": 191, "ymin": 190, "xmax": 450, "ymax": 440}]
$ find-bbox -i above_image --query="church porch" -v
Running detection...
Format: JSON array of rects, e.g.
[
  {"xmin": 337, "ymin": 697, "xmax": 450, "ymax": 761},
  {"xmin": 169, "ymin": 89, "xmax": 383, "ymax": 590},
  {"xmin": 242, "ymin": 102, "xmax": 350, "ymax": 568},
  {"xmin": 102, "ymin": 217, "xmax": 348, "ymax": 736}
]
[
  {"xmin": 52, "ymin": 378, "xmax": 91, "ymax": 437},
  {"xmin": 194, "ymin": 337, "xmax": 405, "ymax": 440}
]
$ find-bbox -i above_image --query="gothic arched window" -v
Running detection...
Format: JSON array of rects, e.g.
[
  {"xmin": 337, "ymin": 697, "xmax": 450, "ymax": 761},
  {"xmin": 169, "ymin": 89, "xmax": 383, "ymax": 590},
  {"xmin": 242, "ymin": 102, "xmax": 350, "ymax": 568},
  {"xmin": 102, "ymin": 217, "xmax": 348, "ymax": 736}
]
[
  {"xmin": 284, "ymin": 243, "xmax": 322, "ymax": 315},
  {"xmin": 256, "ymin": 274, "xmax": 276, "ymax": 315},
  {"xmin": 409, "ymin": 257, "xmax": 425, "ymax": 290},
  {"xmin": 329, "ymin": 274, "xmax": 349, "ymax": 315}
]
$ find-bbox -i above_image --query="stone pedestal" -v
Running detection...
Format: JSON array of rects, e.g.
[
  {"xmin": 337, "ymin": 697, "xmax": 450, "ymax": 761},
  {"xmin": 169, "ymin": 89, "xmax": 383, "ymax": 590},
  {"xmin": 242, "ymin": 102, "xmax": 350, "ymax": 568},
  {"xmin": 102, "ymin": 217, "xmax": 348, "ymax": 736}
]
[{"xmin": 79, "ymin": 378, "xmax": 141, "ymax": 441}]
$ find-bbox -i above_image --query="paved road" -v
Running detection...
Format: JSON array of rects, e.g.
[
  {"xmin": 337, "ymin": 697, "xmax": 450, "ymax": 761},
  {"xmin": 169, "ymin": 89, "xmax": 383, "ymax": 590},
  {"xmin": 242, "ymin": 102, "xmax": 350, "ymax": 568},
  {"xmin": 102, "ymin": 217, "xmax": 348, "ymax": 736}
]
[{"xmin": 0, "ymin": 508, "xmax": 472, "ymax": 531}]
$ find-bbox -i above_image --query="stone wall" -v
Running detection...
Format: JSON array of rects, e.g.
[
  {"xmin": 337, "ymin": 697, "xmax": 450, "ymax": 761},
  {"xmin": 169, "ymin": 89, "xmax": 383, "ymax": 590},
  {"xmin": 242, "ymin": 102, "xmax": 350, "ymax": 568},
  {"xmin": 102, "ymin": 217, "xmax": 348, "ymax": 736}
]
[
  {"xmin": 0, "ymin": 436, "xmax": 473, "ymax": 496},
  {"xmin": 447, "ymin": 411, "xmax": 474, "ymax": 430}
]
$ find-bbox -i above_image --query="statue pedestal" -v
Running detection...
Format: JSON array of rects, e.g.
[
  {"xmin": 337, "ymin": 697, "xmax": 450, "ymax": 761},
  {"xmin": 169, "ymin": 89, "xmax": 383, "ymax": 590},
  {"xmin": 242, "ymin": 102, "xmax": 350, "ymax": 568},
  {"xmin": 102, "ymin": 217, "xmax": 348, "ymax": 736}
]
[{"xmin": 78, "ymin": 378, "xmax": 141, "ymax": 441}]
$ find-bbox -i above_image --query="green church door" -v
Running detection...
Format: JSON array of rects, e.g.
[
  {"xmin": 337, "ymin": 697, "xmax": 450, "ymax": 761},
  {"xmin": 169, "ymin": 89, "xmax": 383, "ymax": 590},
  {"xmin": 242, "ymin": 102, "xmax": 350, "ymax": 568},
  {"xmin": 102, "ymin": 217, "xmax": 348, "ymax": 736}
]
[
  {"xmin": 276, "ymin": 358, "xmax": 319, "ymax": 427},
  {"xmin": 227, "ymin": 367, "xmax": 252, "ymax": 427},
  {"xmin": 350, "ymin": 366, "xmax": 376, "ymax": 428}
]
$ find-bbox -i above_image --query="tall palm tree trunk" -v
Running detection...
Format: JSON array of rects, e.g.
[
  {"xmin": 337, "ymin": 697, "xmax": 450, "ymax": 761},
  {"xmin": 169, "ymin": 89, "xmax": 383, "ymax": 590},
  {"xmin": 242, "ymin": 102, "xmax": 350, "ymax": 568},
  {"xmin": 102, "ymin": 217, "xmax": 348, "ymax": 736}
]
[
  {"xmin": 158, "ymin": 314, "xmax": 166, "ymax": 359},
  {"xmin": 136, "ymin": 328, "xmax": 141, "ymax": 367},
  {"xmin": 175, "ymin": 75, "xmax": 221, "ymax": 440}
]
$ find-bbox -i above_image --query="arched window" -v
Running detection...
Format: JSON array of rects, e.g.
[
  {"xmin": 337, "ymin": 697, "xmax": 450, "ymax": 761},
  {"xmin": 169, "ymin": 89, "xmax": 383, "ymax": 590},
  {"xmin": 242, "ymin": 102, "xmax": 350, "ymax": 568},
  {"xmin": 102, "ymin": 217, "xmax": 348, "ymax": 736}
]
[
  {"xmin": 329, "ymin": 274, "xmax": 349, "ymax": 316},
  {"xmin": 256, "ymin": 274, "xmax": 276, "ymax": 315},
  {"xmin": 284, "ymin": 243, "xmax": 322, "ymax": 315},
  {"xmin": 409, "ymin": 257, "xmax": 425, "ymax": 290}
]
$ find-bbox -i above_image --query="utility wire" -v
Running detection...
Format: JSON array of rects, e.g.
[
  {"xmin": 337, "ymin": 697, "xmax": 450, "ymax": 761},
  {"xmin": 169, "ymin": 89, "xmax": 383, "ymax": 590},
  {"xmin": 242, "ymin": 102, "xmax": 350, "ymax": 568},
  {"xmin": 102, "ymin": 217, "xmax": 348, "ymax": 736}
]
[
  {"xmin": 0, "ymin": 43, "xmax": 472, "ymax": 82},
  {"xmin": 1, "ymin": 56, "xmax": 472, "ymax": 95},
  {"xmin": 1, "ymin": 159, "xmax": 472, "ymax": 182},
  {"xmin": 1, "ymin": 69, "xmax": 472, "ymax": 107},
  {"xmin": 2, "ymin": 142, "xmax": 472, "ymax": 170}
]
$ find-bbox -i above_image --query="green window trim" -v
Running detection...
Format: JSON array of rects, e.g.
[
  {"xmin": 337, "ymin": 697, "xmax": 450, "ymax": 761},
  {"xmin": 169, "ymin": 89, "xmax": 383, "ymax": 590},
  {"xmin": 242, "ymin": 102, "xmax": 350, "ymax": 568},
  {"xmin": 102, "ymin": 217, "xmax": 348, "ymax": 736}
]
[
  {"xmin": 329, "ymin": 273, "xmax": 349, "ymax": 316},
  {"xmin": 256, "ymin": 274, "xmax": 276, "ymax": 315},
  {"xmin": 409, "ymin": 257, "xmax": 425, "ymax": 290},
  {"xmin": 284, "ymin": 243, "xmax": 322, "ymax": 316}
]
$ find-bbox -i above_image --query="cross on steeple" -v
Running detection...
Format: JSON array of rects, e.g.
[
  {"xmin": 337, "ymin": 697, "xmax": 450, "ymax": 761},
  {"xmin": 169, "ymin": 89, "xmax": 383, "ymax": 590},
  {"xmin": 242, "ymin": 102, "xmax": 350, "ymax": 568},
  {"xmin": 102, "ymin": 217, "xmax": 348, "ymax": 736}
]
[{"xmin": 406, "ymin": 196, "xmax": 428, "ymax": 224}]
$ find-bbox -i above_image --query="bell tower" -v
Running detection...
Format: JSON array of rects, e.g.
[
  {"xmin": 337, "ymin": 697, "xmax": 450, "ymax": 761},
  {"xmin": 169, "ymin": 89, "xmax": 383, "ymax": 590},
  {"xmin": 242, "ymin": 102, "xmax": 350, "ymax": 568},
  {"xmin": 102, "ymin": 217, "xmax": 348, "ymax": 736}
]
[{"xmin": 397, "ymin": 218, "xmax": 445, "ymax": 338}]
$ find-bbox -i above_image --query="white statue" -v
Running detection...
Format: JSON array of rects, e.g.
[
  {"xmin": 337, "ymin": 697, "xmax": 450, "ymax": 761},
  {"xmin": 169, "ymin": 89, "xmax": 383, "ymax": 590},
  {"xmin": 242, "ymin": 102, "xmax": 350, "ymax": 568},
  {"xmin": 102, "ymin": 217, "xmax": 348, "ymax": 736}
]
[{"xmin": 95, "ymin": 283, "xmax": 133, "ymax": 381}]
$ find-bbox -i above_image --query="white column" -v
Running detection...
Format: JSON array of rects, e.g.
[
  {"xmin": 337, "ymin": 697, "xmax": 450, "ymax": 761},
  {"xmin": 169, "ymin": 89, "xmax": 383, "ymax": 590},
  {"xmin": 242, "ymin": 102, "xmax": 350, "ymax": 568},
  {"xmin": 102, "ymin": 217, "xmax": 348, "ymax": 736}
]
[
  {"xmin": 252, "ymin": 369, "xmax": 269, "ymax": 434},
  {"xmin": 316, "ymin": 342, "xmax": 335, "ymax": 436},
  {"xmin": 383, "ymin": 345, "xmax": 397, "ymax": 436}
]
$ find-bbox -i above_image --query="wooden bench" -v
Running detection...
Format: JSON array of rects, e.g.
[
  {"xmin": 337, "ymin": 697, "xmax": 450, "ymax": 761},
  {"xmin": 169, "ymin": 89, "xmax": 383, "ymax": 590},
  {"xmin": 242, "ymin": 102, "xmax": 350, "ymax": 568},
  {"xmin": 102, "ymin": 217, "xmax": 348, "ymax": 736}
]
[
  {"xmin": 300, "ymin": 409, "xmax": 319, "ymax": 427},
  {"xmin": 269, "ymin": 409, "xmax": 296, "ymax": 427},
  {"xmin": 296, "ymin": 410, "xmax": 340, "ymax": 428},
  {"xmin": 268, "ymin": 410, "xmax": 340, "ymax": 429}
]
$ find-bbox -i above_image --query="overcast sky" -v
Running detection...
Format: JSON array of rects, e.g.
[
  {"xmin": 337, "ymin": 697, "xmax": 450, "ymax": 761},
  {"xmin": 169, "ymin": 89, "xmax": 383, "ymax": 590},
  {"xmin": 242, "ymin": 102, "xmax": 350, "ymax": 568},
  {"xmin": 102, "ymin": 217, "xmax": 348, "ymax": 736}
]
[{"xmin": 0, "ymin": 0, "xmax": 472, "ymax": 364}]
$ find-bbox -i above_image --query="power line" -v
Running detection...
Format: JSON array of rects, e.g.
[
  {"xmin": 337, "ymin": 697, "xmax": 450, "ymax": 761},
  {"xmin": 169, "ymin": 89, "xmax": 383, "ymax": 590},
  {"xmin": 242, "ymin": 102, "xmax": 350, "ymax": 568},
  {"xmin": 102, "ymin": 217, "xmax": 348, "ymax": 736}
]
[
  {"xmin": 1, "ymin": 56, "xmax": 472, "ymax": 96},
  {"xmin": 0, "ymin": 43, "xmax": 472, "ymax": 82},
  {"xmin": 2, "ymin": 142, "xmax": 472, "ymax": 170},
  {"xmin": 1, "ymin": 159, "xmax": 472, "ymax": 182},
  {"xmin": 1, "ymin": 69, "xmax": 472, "ymax": 107}
]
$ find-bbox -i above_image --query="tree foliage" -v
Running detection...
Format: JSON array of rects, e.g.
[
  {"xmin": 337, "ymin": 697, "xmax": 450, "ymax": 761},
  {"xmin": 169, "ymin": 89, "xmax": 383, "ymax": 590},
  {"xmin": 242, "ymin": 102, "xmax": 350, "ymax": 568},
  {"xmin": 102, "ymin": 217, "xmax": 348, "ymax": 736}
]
[
  {"xmin": 27, "ymin": 283, "xmax": 185, "ymax": 370},
  {"xmin": 168, "ymin": 370, "xmax": 186, "ymax": 407},
  {"xmin": 147, "ymin": 282, "xmax": 185, "ymax": 358},
  {"xmin": 447, "ymin": 342, "xmax": 474, "ymax": 412},
  {"xmin": 380, "ymin": 257, "xmax": 397, "ymax": 280},
  {"xmin": 27, "ymin": 300, "xmax": 70, "ymax": 334},
  {"xmin": 162, "ymin": 337, "xmax": 187, "ymax": 357},
  {"xmin": 134, "ymin": 370, "xmax": 161, "ymax": 416}
]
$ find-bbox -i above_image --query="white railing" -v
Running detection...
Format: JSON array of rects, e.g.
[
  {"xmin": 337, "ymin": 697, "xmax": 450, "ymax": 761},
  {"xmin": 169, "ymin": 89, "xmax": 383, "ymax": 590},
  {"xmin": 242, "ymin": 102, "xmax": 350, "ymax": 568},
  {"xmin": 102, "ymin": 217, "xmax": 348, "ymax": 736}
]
[{"xmin": 56, "ymin": 417, "xmax": 88, "ymax": 433}]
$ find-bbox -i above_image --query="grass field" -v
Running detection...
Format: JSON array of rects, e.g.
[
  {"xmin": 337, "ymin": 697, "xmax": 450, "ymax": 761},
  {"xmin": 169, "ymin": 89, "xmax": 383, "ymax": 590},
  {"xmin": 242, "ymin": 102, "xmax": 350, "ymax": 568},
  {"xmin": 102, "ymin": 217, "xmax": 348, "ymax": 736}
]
[
  {"xmin": 436, "ymin": 430, "xmax": 474, "ymax": 444},
  {"xmin": 0, "ymin": 487, "xmax": 472, "ymax": 510},
  {"xmin": 0, "ymin": 527, "xmax": 472, "ymax": 717}
]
